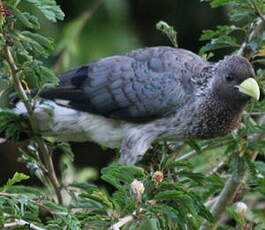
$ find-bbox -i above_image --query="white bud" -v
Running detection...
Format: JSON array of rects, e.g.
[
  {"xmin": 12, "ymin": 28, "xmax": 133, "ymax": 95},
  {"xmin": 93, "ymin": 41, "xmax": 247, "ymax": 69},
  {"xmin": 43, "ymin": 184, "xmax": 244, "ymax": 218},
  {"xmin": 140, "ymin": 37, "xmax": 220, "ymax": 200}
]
[
  {"xmin": 131, "ymin": 179, "xmax": 145, "ymax": 195},
  {"xmin": 235, "ymin": 202, "xmax": 248, "ymax": 215},
  {"xmin": 131, "ymin": 179, "xmax": 145, "ymax": 205}
]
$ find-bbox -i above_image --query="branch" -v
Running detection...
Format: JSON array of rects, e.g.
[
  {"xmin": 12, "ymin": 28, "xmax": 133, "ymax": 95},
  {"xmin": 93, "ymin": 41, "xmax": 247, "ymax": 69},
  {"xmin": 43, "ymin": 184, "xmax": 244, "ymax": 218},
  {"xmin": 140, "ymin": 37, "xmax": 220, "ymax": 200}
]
[
  {"xmin": 175, "ymin": 140, "xmax": 231, "ymax": 161},
  {"xmin": 200, "ymin": 126, "xmax": 265, "ymax": 230},
  {"xmin": 110, "ymin": 215, "xmax": 134, "ymax": 230},
  {"xmin": 3, "ymin": 34, "xmax": 62, "ymax": 204},
  {"xmin": 200, "ymin": 150, "xmax": 259, "ymax": 230},
  {"xmin": 0, "ymin": 192, "xmax": 60, "ymax": 217},
  {"xmin": 250, "ymin": 0, "xmax": 265, "ymax": 24},
  {"xmin": 3, "ymin": 213, "xmax": 45, "ymax": 230}
]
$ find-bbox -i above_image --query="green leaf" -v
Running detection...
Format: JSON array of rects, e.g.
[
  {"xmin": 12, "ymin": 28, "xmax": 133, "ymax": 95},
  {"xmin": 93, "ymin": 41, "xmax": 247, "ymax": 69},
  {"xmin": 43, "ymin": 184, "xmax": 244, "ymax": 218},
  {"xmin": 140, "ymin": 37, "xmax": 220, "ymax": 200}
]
[
  {"xmin": 199, "ymin": 35, "xmax": 240, "ymax": 55},
  {"xmin": 163, "ymin": 160, "xmax": 193, "ymax": 170},
  {"xmin": 154, "ymin": 190, "xmax": 191, "ymax": 201},
  {"xmin": 1, "ymin": 172, "xmax": 29, "ymax": 192},
  {"xmin": 21, "ymin": 31, "xmax": 54, "ymax": 53},
  {"xmin": 0, "ymin": 109, "xmax": 26, "ymax": 141},
  {"xmin": 137, "ymin": 218, "xmax": 160, "ymax": 230},
  {"xmin": 185, "ymin": 140, "xmax": 202, "ymax": 153},
  {"xmin": 227, "ymin": 206, "xmax": 245, "ymax": 227},
  {"xmin": 7, "ymin": 4, "xmax": 36, "ymax": 29},
  {"xmin": 156, "ymin": 21, "xmax": 178, "ymax": 48},
  {"xmin": 0, "ymin": 77, "xmax": 13, "ymax": 108},
  {"xmin": 21, "ymin": 12, "xmax": 40, "ymax": 30},
  {"xmin": 208, "ymin": 0, "xmax": 231, "ymax": 7},
  {"xmin": 178, "ymin": 170, "xmax": 206, "ymax": 185},
  {"xmin": 22, "ymin": 60, "xmax": 59, "ymax": 88},
  {"xmin": 25, "ymin": 0, "xmax": 65, "ymax": 22},
  {"xmin": 83, "ymin": 191, "xmax": 113, "ymax": 209},
  {"xmin": 6, "ymin": 0, "xmax": 22, "ymax": 7},
  {"xmin": 149, "ymin": 205, "xmax": 185, "ymax": 229}
]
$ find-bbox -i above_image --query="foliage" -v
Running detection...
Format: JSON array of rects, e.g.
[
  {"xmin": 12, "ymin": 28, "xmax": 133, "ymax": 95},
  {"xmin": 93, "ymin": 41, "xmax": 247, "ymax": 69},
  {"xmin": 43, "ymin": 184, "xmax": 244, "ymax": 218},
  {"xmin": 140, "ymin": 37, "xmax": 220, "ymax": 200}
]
[{"xmin": 0, "ymin": 0, "xmax": 265, "ymax": 229}]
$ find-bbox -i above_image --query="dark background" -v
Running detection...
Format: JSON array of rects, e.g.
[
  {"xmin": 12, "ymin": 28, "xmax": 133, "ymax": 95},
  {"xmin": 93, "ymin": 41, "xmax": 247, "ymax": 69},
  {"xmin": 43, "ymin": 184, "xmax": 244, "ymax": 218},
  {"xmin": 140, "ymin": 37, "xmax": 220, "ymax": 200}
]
[{"xmin": 0, "ymin": 0, "xmax": 228, "ymax": 185}]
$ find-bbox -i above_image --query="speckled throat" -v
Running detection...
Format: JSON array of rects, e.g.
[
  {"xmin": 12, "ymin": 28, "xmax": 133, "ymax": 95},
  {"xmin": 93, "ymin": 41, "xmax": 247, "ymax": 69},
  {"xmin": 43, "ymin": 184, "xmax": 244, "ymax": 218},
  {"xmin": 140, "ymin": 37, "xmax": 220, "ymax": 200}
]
[{"xmin": 158, "ymin": 93, "xmax": 246, "ymax": 141}]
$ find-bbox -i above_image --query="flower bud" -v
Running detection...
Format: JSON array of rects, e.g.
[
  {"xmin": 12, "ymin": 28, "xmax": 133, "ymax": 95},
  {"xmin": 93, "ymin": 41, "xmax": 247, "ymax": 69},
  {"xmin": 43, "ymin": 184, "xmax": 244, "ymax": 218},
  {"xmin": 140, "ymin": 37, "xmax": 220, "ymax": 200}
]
[
  {"xmin": 152, "ymin": 171, "xmax": 164, "ymax": 183},
  {"xmin": 131, "ymin": 179, "xmax": 145, "ymax": 204},
  {"xmin": 235, "ymin": 202, "xmax": 248, "ymax": 216}
]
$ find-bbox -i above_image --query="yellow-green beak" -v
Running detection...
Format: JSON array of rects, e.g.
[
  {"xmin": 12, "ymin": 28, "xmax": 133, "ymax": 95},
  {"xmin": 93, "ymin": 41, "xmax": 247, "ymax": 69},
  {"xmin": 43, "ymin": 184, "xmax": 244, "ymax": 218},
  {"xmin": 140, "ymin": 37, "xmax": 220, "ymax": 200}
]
[{"xmin": 235, "ymin": 78, "xmax": 260, "ymax": 101}]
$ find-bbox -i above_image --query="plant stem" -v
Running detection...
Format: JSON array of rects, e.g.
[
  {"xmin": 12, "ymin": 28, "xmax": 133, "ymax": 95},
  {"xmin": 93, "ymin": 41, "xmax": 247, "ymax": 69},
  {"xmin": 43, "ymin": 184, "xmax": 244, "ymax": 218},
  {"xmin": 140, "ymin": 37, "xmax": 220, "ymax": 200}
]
[
  {"xmin": 4, "ymin": 39, "xmax": 62, "ymax": 204},
  {"xmin": 175, "ymin": 140, "xmax": 231, "ymax": 161},
  {"xmin": 110, "ymin": 215, "xmax": 134, "ymax": 230},
  {"xmin": 200, "ymin": 157, "xmax": 247, "ymax": 230},
  {"xmin": 3, "ymin": 213, "xmax": 45, "ymax": 230},
  {"xmin": 35, "ymin": 137, "xmax": 62, "ymax": 203}
]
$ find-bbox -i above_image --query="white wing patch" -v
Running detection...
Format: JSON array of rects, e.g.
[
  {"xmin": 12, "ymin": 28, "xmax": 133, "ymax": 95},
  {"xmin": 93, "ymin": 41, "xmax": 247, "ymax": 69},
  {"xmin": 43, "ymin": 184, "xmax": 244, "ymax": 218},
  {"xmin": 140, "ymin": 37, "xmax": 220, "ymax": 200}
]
[
  {"xmin": 14, "ymin": 100, "xmax": 128, "ymax": 148},
  {"xmin": 54, "ymin": 99, "xmax": 71, "ymax": 106}
]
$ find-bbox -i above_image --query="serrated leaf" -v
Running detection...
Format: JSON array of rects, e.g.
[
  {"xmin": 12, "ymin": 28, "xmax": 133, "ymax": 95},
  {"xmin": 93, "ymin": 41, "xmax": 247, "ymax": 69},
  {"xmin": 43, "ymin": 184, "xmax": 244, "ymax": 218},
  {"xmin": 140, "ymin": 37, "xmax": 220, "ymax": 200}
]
[
  {"xmin": 209, "ymin": 0, "xmax": 231, "ymax": 7},
  {"xmin": 84, "ymin": 191, "xmax": 113, "ymax": 209},
  {"xmin": 21, "ymin": 31, "xmax": 54, "ymax": 53},
  {"xmin": 227, "ymin": 206, "xmax": 245, "ymax": 227},
  {"xmin": 163, "ymin": 160, "xmax": 193, "ymax": 170},
  {"xmin": 185, "ymin": 140, "xmax": 202, "ymax": 153},
  {"xmin": 149, "ymin": 205, "xmax": 185, "ymax": 229},
  {"xmin": 137, "ymin": 218, "xmax": 160, "ymax": 230},
  {"xmin": 21, "ymin": 12, "xmax": 40, "ymax": 30},
  {"xmin": 178, "ymin": 170, "xmax": 206, "ymax": 185},
  {"xmin": 156, "ymin": 21, "xmax": 178, "ymax": 48},
  {"xmin": 154, "ymin": 190, "xmax": 191, "ymax": 201},
  {"xmin": 199, "ymin": 35, "xmax": 240, "ymax": 55},
  {"xmin": 0, "ymin": 109, "xmax": 26, "ymax": 141},
  {"xmin": 6, "ymin": 0, "xmax": 21, "ymax": 6},
  {"xmin": 1, "ymin": 172, "xmax": 29, "ymax": 192},
  {"xmin": 22, "ymin": 60, "xmax": 58, "ymax": 88},
  {"xmin": 7, "ymin": 4, "xmax": 36, "ymax": 29},
  {"xmin": 25, "ymin": 0, "xmax": 64, "ymax": 22},
  {"xmin": 0, "ymin": 78, "xmax": 13, "ymax": 108},
  {"xmin": 230, "ymin": 11, "xmax": 253, "ymax": 22}
]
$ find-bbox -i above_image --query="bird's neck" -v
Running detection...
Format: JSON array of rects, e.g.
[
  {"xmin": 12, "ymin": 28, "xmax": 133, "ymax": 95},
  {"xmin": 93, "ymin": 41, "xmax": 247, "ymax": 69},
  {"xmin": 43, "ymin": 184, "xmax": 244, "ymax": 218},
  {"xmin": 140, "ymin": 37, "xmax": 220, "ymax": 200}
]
[
  {"xmin": 183, "ymin": 93, "xmax": 245, "ymax": 139},
  {"xmin": 210, "ymin": 89, "xmax": 247, "ymax": 112}
]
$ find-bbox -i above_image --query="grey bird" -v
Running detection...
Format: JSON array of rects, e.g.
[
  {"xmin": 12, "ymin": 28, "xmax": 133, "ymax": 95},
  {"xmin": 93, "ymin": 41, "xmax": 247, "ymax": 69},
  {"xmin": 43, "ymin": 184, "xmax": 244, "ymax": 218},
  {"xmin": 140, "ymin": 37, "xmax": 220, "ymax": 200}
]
[{"xmin": 14, "ymin": 46, "xmax": 260, "ymax": 165}]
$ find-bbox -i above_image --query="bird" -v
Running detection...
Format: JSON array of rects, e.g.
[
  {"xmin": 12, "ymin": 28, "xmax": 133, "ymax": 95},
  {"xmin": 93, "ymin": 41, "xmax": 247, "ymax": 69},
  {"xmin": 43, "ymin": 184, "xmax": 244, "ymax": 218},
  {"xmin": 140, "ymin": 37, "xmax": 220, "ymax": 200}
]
[{"xmin": 13, "ymin": 46, "xmax": 260, "ymax": 166}]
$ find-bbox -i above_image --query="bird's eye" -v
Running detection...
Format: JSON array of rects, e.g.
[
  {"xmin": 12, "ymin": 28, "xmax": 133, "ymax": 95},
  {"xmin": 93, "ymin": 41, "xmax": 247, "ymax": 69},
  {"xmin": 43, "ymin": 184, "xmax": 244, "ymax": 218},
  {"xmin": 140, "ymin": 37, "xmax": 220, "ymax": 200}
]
[{"xmin": 225, "ymin": 74, "xmax": 234, "ymax": 81}]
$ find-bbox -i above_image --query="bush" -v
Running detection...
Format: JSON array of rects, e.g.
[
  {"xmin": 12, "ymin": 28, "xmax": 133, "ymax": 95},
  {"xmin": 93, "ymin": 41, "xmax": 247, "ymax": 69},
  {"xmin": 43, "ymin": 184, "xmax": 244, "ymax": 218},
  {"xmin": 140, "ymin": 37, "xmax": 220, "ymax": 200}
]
[{"xmin": 1, "ymin": 0, "xmax": 265, "ymax": 229}]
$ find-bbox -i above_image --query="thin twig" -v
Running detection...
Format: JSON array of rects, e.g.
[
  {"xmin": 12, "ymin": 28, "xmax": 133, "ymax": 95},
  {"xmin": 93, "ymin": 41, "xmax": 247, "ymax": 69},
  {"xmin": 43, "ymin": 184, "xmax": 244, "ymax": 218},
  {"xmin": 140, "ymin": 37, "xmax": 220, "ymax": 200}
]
[
  {"xmin": 3, "ymin": 213, "xmax": 45, "ymax": 230},
  {"xmin": 3, "ymin": 34, "xmax": 62, "ymax": 203},
  {"xmin": 175, "ymin": 140, "xmax": 231, "ymax": 161},
  {"xmin": 207, "ymin": 159, "xmax": 226, "ymax": 175},
  {"xmin": 250, "ymin": 0, "xmax": 265, "ymax": 24},
  {"xmin": 110, "ymin": 215, "xmax": 134, "ymax": 230},
  {"xmin": 0, "ymin": 192, "xmax": 59, "ymax": 217}
]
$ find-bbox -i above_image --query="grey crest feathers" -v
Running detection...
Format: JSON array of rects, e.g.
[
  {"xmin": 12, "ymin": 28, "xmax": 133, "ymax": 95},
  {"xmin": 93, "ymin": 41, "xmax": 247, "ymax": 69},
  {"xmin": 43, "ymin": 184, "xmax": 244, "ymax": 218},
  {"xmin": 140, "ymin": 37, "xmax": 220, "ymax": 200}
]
[{"xmin": 23, "ymin": 46, "xmax": 257, "ymax": 165}]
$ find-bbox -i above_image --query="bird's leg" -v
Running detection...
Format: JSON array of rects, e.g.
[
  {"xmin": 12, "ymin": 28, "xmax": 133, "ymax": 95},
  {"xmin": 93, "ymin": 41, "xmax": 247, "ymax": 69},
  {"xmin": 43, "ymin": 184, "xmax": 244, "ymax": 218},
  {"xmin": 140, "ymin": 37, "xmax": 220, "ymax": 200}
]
[{"xmin": 119, "ymin": 130, "xmax": 157, "ymax": 166}]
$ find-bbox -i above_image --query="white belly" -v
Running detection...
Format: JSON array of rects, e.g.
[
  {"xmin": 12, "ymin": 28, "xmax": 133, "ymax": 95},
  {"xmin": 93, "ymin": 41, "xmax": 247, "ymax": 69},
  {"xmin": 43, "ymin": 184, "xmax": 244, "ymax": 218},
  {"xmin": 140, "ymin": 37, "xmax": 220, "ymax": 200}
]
[{"xmin": 14, "ymin": 100, "xmax": 131, "ymax": 148}]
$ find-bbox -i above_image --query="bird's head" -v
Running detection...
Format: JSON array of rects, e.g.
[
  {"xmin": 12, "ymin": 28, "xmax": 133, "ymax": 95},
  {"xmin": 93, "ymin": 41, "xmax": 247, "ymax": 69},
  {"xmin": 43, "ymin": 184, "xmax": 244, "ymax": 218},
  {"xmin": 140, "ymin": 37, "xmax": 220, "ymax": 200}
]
[{"xmin": 211, "ymin": 55, "xmax": 260, "ymax": 106}]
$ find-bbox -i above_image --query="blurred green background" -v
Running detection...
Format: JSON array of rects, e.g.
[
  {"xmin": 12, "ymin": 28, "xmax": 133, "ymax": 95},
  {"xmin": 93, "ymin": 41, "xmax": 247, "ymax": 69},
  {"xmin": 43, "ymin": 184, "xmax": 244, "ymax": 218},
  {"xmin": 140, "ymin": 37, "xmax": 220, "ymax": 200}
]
[
  {"xmin": 41, "ymin": 0, "xmax": 227, "ymax": 72},
  {"xmin": 0, "ymin": 0, "xmax": 229, "ymax": 185}
]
